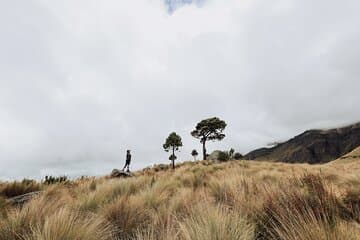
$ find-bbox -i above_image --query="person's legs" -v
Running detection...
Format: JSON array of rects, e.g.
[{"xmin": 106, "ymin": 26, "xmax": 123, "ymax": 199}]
[
  {"xmin": 122, "ymin": 163, "xmax": 128, "ymax": 171},
  {"xmin": 126, "ymin": 161, "xmax": 130, "ymax": 172}
]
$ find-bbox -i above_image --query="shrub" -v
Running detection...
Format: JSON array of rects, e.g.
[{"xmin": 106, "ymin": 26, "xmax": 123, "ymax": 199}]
[
  {"xmin": 0, "ymin": 179, "xmax": 41, "ymax": 198},
  {"xmin": 234, "ymin": 152, "xmax": 243, "ymax": 160},
  {"xmin": 218, "ymin": 151, "xmax": 230, "ymax": 162},
  {"xmin": 43, "ymin": 175, "xmax": 69, "ymax": 185}
]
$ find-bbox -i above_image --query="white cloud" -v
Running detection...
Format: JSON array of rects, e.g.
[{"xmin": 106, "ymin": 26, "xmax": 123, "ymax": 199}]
[{"xmin": 0, "ymin": 0, "xmax": 359, "ymax": 179}]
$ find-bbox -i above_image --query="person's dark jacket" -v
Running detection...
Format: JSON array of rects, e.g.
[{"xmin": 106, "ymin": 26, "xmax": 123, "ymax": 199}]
[{"xmin": 126, "ymin": 153, "xmax": 131, "ymax": 164}]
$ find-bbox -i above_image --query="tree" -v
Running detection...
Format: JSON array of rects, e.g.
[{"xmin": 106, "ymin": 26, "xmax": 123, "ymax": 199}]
[
  {"xmin": 169, "ymin": 154, "xmax": 177, "ymax": 166},
  {"xmin": 191, "ymin": 117, "xmax": 227, "ymax": 160},
  {"xmin": 163, "ymin": 132, "xmax": 183, "ymax": 169},
  {"xmin": 191, "ymin": 149, "xmax": 198, "ymax": 161},
  {"xmin": 229, "ymin": 148, "xmax": 235, "ymax": 159}
]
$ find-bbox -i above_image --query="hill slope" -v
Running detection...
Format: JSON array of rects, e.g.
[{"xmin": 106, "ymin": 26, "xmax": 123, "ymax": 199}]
[
  {"xmin": 245, "ymin": 122, "xmax": 360, "ymax": 164},
  {"xmin": 339, "ymin": 146, "xmax": 360, "ymax": 159},
  {"xmin": 1, "ymin": 159, "xmax": 360, "ymax": 239},
  {"xmin": 330, "ymin": 146, "xmax": 360, "ymax": 167}
]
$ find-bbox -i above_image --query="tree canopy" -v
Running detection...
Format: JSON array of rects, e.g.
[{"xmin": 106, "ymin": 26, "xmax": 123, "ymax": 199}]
[
  {"xmin": 191, "ymin": 117, "xmax": 227, "ymax": 160},
  {"xmin": 191, "ymin": 149, "xmax": 198, "ymax": 160},
  {"xmin": 163, "ymin": 132, "xmax": 182, "ymax": 169}
]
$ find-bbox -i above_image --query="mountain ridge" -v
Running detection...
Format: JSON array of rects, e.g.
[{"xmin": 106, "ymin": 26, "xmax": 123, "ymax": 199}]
[{"xmin": 245, "ymin": 122, "xmax": 360, "ymax": 164}]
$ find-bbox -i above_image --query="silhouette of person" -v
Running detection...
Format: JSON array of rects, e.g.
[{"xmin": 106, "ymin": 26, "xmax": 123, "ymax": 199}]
[{"xmin": 122, "ymin": 150, "xmax": 131, "ymax": 172}]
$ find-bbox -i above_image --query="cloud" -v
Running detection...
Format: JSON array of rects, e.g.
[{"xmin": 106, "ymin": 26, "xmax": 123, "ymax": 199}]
[
  {"xmin": 165, "ymin": 0, "xmax": 206, "ymax": 13},
  {"xmin": 0, "ymin": 0, "xmax": 359, "ymax": 179}
]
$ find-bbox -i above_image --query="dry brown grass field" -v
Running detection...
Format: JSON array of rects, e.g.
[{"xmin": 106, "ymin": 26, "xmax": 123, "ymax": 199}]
[{"xmin": 1, "ymin": 151, "xmax": 360, "ymax": 240}]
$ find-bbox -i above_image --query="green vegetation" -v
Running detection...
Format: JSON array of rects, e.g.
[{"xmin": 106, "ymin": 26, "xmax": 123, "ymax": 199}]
[
  {"xmin": 191, "ymin": 149, "xmax": 198, "ymax": 161},
  {"xmin": 0, "ymin": 179, "xmax": 41, "ymax": 198},
  {"xmin": 234, "ymin": 152, "xmax": 243, "ymax": 160},
  {"xmin": 191, "ymin": 117, "xmax": 227, "ymax": 160},
  {"xmin": 229, "ymin": 148, "xmax": 235, "ymax": 158},
  {"xmin": 163, "ymin": 132, "xmax": 183, "ymax": 169},
  {"xmin": 44, "ymin": 175, "xmax": 69, "ymax": 185},
  {"xmin": 217, "ymin": 151, "xmax": 230, "ymax": 162}
]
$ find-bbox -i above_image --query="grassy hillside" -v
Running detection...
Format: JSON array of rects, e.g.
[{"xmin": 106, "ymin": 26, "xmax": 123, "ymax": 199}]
[
  {"xmin": 1, "ymin": 158, "xmax": 360, "ymax": 240},
  {"xmin": 338, "ymin": 146, "xmax": 360, "ymax": 159},
  {"xmin": 330, "ymin": 146, "xmax": 360, "ymax": 171}
]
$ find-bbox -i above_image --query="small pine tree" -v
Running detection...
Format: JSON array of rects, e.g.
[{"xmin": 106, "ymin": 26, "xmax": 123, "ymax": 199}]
[
  {"xmin": 163, "ymin": 132, "xmax": 183, "ymax": 169},
  {"xmin": 191, "ymin": 149, "xmax": 199, "ymax": 161},
  {"xmin": 229, "ymin": 148, "xmax": 235, "ymax": 158}
]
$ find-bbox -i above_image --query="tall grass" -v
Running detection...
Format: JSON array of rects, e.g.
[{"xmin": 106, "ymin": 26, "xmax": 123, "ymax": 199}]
[
  {"xmin": 0, "ymin": 179, "xmax": 41, "ymax": 198},
  {"xmin": 1, "ymin": 159, "xmax": 360, "ymax": 240},
  {"xmin": 179, "ymin": 204, "xmax": 254, "ymax": 240},
  {"xmin": 103, "ymin": 195, "xmax": 151, "ymax": 239},
  {"xmin": 25, "ymin": 208, "xmax": 112, "ymax": 240}
]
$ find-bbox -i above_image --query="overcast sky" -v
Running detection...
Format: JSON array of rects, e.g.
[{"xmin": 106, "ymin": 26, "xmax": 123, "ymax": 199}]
[{"xmin": 1, "ymin": 0, "xmax": 359, "ymax": 180}]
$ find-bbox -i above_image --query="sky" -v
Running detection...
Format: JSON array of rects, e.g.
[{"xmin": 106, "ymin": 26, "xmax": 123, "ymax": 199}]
[{"xmin": 1, "ymin": 0, "xmax": 359, "ymax": 180}]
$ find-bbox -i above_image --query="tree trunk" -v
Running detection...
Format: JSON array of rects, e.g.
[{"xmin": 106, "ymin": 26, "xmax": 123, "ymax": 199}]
[
  {"xmin": 202, "ymin": 140, "xmax": 207, "ymax": 160},
  {"xmin": 172, "ymin": 147, "xmax": 175, "ymax": 169}
]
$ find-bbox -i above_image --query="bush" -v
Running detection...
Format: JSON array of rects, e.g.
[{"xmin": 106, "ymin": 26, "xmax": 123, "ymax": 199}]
[
  {"xmin": 218, "ymin": 151, "xmax": 230, "ymax": 162},
  {"xmin": 43, "ymin": 175, "xmax": 69, "ymax": 185},
  {"xmin": 0, "ymin": 179, "xmax": 41, "ymax": 198},
  {"xmin": 234, "ymin": 152, "xmax": 243, "ymax": 160}
]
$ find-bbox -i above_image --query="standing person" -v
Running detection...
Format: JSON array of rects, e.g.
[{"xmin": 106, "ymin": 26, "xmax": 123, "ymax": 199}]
[{"xmin": 122, "ymin": 150, "xmax": 131, "ymax": 172}]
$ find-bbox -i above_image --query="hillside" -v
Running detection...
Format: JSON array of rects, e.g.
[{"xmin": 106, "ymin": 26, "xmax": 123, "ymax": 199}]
[
  {"xmin": 339, "ymin": 146, "xmax": 360, "ymax": 159},
  {"xmin": 245, "ymin": 122, "xmax": 360, "ymax": 164},
  {"xmin": 330, "ymin": 146, "xmax": 360, "ymax": 167},
  {"xmin": 1, "ymin": 159, "xmax": 360, "ymax": 240}
]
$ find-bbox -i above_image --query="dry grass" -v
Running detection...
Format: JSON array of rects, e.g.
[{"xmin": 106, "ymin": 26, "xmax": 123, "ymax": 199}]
[
  {"xmin": 25, "ymin": 208, "xmax": 112, "ymax": 240},
  {"xmin": 1, "ymin": 157, "xmax": 360, "ymax": 240},
  {"xmin": 178, "ymin": 204, "xmax": 253, "ymax": 240},
  {"xmin": 0, "ymin": 179, "xmax": 42, "ymax": 198}
]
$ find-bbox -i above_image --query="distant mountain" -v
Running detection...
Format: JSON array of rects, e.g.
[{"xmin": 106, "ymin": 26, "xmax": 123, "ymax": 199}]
[{"xmin": 245, "ymin": 122, "xmax": 360, "ymax": 164}]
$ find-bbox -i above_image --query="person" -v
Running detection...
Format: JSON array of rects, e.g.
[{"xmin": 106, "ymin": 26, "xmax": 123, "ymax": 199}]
[{"xmin": 122, "ymin": 150, "xmax": 131, "ymax": 172}]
